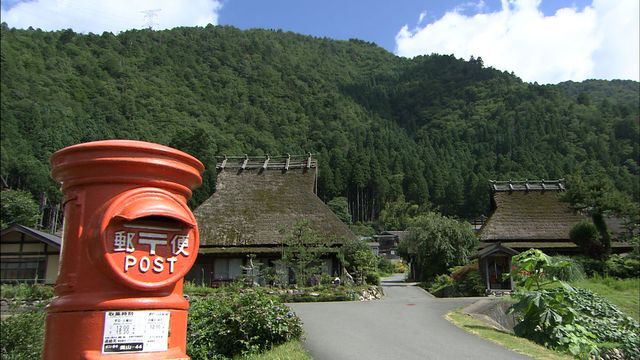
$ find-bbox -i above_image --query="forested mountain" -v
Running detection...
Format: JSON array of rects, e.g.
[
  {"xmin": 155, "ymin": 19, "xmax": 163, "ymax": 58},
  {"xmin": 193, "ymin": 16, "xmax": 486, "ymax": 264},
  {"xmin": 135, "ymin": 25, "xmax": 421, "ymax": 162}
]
[{"xmin": 1, "ymin": 24, "xmax": 638, "ymax": 223}]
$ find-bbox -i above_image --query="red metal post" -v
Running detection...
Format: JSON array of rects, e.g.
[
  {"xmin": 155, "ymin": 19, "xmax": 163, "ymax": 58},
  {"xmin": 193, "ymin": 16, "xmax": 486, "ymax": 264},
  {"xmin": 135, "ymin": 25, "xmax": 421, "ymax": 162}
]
[{"xmin": 44, "ymin": 140, "xmax": 204, "ymax": 359}]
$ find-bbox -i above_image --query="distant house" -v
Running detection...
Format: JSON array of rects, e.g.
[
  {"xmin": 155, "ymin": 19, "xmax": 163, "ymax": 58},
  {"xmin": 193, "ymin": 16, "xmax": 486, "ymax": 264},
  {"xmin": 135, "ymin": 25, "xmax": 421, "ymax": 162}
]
[
  {"xmin": 479, "ymin": 179, "xmax": 585, "ymax": 254},
  {"xmin": 479, "ymin": 179, "xmax": 633, "ymax": 253},
  {"xmin": 477, "ymin": 179, "xmax": 633, "ymax": 293},
  {"xmin": 362, "ymin": 238, "xmax": 380, "ymax": 256},
  {"xmin": 373, "ymin": 231, "xmax": 407, "ymax": 259},
  {"xmin": 1, "ymin": 224, "xmax": 61, "ymax": 284},
  {"xmin": 189, "ymin": 155, "xmax": 356, "ymax": 286}
]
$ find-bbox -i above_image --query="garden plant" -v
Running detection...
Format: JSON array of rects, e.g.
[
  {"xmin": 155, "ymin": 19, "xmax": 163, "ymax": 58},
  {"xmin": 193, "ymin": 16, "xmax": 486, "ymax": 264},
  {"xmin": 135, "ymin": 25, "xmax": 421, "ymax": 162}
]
[{"xmin": 509, "ymin": 249, "xmax": 639, "ymax": 359}]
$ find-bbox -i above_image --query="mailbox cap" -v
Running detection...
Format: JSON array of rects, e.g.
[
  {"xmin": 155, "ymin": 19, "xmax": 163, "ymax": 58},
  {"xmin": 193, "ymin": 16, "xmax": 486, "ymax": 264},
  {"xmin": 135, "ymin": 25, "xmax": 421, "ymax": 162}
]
[{"xmin": 51, "ymin": 140, "xmax": 204, "ymax": 197}]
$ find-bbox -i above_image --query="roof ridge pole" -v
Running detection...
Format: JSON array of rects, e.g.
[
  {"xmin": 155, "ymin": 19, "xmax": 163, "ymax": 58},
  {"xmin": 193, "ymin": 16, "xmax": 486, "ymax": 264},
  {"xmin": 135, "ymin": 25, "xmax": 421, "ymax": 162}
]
[
  {"xmin": 263, "ymin": 154, "xmax": 270, "ymax": 169},
  {"xmin": 285, "ymin": 153, "xmax": 290, "ymax": 171},
  {"xmin": 241, "ymin": 154, "xmax": 248, "ymax": 170}
]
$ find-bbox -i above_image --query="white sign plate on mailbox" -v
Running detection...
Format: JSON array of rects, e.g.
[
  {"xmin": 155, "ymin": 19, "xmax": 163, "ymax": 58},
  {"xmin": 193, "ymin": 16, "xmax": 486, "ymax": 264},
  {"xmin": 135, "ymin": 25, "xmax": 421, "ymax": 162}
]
[{"xmin": 102, "ymin": 310, "xmax": 170, "ymax": 353}]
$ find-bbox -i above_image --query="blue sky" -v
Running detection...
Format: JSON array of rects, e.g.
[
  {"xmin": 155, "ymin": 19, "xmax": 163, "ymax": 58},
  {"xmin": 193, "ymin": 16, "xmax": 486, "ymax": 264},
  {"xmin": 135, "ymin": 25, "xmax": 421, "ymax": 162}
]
[
  {"xmin": 218, "ymin": 0, "xmax": 591, "ymax": 52},
  {"xmin": 1, "ymin": 0, "xmax": 638, "ymax": 84}
]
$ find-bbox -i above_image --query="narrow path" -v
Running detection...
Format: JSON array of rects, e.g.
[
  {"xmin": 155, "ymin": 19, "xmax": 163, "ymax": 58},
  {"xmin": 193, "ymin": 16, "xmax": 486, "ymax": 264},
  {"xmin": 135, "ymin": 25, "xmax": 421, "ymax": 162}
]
[{"xmin": 288, "ymin": 274, "xmax": 529, "ymax": 360}]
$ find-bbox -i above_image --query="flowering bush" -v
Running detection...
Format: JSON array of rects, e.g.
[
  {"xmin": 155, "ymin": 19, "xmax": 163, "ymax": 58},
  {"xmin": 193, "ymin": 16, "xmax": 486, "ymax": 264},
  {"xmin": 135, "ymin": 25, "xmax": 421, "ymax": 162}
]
[{"xmin": 187, "ymin": 288, "xmax": 303, "ymax": 359}]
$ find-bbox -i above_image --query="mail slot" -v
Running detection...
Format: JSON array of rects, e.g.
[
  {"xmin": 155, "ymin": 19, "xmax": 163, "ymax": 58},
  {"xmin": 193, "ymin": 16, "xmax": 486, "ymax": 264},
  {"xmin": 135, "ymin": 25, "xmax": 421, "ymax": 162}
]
[{"xmin": 44, "ymin": 140, "xmax": 204, "ymax": 359}]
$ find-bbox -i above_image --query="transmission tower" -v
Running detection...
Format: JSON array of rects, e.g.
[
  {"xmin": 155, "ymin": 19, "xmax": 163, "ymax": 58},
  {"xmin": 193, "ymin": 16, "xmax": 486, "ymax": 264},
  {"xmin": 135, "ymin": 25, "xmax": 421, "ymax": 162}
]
[{"xmin": 141, "ymin": 9, "xmax": 161, "ymax": 29}]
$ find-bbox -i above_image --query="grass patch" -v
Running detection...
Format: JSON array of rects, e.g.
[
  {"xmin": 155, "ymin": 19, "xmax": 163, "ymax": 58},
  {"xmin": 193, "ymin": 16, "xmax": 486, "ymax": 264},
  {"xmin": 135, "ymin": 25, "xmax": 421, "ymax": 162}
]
[
  {"xmin": 235, "ymin": 341, "xmax": 311, "ymax": 360},
  {"xmin": 571, "ymin": 276, "xmax": 640, "ymax": 321},
  {"xmin": 446, "ymin": 310, "xmax": 572, "ymax": 360}
]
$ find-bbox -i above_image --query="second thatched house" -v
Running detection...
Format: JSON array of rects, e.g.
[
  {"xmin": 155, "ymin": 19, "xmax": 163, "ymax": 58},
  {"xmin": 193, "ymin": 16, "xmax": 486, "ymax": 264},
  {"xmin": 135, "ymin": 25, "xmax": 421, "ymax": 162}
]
[
  {"xmin": 477, "ymin": 179, "xmax": 633, "ymax": 293},
  {"xmin": 478, "ymin": 179, "xmax": 585, "ymax": 253},
  {"xmin": 188, "ymin": 155, "xmax": 356, "ymax": 286}
]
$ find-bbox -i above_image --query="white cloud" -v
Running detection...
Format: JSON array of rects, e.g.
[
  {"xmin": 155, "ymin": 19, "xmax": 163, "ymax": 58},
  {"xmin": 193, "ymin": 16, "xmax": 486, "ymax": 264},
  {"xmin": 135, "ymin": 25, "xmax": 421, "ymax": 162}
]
[
  {"xmin": 0, "ymin": 0, "xmax": 223, "ymax": 34},
  {"xmin": 395, "ymin": 0, "xmax": 639, "ymax": 84},
  {"xmin": 418, "ymin": 11, "xmax": 427, "ymax": 24},
  {"xmin": 453, "ymin": 0, "xmax": 487, "ymax": 14}
]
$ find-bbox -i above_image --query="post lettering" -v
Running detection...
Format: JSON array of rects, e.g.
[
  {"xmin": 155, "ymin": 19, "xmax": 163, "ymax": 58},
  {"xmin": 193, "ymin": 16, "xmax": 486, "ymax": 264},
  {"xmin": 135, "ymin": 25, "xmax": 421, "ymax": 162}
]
[
  {"xmin": 124, "ymin": 255, "xmax": 136, "ymax": 272},
  {"xmin": 153, "ymin": 257, "xmax": 165, "ymax": 273},
  {"xmin": 139, "ymin": 257, "xmax": 151, "ymax": 272},
  {"xmin": 167, "ymin": 257, "xmax": 177, "ymax": 274}
]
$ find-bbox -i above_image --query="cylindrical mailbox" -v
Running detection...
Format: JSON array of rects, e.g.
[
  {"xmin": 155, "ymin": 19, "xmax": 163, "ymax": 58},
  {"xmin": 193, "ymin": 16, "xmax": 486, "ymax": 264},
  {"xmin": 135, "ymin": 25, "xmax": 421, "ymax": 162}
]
[{"xmin": 44, "ymin": 140, "xmax": 204, "ymax": 359}]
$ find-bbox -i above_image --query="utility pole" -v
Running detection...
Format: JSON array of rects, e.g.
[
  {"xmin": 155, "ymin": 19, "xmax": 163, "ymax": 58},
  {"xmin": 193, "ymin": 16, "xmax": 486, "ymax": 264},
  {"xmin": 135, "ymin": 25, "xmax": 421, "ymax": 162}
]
[{"xmin": 141, "ymin": 9, "xmax": 161, "ymax": 29}]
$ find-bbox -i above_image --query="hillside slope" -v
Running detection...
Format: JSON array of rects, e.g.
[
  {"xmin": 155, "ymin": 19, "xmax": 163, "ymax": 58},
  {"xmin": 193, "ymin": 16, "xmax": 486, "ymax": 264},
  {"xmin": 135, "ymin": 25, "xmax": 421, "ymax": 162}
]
[{"xmin": 1, "ymin": 24, "xmax": 638, "ymax": 221}]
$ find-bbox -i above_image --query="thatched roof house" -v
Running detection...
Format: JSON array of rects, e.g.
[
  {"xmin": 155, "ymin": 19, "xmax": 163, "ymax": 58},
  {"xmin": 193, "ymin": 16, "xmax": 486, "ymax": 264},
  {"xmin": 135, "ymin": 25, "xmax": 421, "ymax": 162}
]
[
  {"xmin": 474, "ymin": 179, "xmax": 634, "ymax": 294},
  {"xmin": 478, "ymin": 179, "xmax": 586, "ymax": 252},
  {"xmin": 479, "ymin": 179, "xmax": 633, "ymax": 253},
  {"xmin": 189, "ymin": 155, "xmax": 356, "ymax": 285}
]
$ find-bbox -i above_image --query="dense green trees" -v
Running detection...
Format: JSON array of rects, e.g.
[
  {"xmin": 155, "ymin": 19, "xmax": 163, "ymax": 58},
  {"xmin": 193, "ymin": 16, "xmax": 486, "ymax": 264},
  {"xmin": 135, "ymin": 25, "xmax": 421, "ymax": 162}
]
[
  {"xmin": 327, "ymin": 197, "xmax": 351, "ymax": 225},
  {"xmin": 398, "ymin": 213, "xmax": 478, "ymax": 281},
  {"xmin": 0, "ymin": 190, "xmax": 40, "ymax": 228},
  {"xmin": 1, "ymin": 24, "xmax": 637, "ymax": 223}
]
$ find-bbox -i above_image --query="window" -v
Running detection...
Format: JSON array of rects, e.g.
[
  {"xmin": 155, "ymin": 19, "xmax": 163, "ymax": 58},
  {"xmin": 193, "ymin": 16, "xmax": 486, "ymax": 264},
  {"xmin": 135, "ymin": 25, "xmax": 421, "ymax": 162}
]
[
  {"xmin": 213, "ymin": 258, "xmax": 242, "ymax": 280},
  {"xmin": 0, "ymin": 258, "xmax": 46, "ymax": 284}
]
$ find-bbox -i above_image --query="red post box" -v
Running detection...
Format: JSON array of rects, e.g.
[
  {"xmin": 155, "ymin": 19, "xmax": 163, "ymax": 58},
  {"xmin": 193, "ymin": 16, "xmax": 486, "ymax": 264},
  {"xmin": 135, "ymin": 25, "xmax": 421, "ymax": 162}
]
[{"xmin": 44, "ymin": 140, "xmax": 204, "ymax": 359}]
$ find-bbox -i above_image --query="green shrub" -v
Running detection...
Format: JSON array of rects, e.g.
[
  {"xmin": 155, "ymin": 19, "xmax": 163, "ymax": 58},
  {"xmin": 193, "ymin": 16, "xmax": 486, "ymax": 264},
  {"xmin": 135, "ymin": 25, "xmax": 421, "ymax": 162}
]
[
  {"xmin": 605, "ymin": 254, "xmax": 640, "ymax": 278},
  {"xmin": 376, "ymin": 256, "xmax": 395, "ymax": 275},
  {"xmin": 456, "ymin": 270, "xmax": 485, "ymax": 296},
  {"xmin": 572, "ymin": 255, "xmax": 605, "ymax": 276},
  {"xmin": 0, "ymin": 283, "xmax": 54, "ymax": 301},
  {"xmin": 0, "ymin": 310, "xmax": 45, "ymax": 359},
  {"xmin": 365, "ymin": 272, "xmax": 380, "ymax": 285},
  {"xmin": 0, "ymin": 287, "xmax": 303, "ymax": 360},
  {"xmin": 338, "ymin": 239, "xmax": 378, "ymax": 285},
  {"xmin": 183, "ymin": 281, "xmax": 222, "ymax": 297},
  {"xmin": 510, "ymin": 250, "xmax": 598, "ymax": 357},
  {"xmin": 510, "ymin": 249, "xmax": 640, "ymax": 358},
  {"xmin": 187, "ymin": 289, "xmax": 303, "ymax": 359},
  {"xmin": 401, "ymin": 213, "xmax": 477, "ymax": 282},
  {"xmin": 428, "ymin": 274, "xmax": 454, "ymax": 292},
  {"xmin": 569, "ymin": 220, "xmax": 604, "ymax": 257},
  {"xmin": 566, "ymin": 288, "xmax": 640, "ymax": 359},
  {"xmin": 546, "ymin": 256, "xmax": 586, "ymax": 282},
  {"xmin": 449, "ymin": 260, "xmax": 479, "ymax": 282},
  {"xmin": 428, "ymin": 265, "xmax": 484, "ymax": 297},
  {"xmin": 394, "ymin": 261, "xmax": 408, "ymax": 273}
]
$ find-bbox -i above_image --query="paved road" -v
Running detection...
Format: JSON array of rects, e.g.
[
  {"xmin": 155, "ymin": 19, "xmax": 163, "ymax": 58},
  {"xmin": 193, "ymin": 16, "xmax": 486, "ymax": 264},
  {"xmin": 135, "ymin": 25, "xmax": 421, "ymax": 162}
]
[{"xmin": 288, "ymin": 274, "xmax": 529, "ymax": 360}]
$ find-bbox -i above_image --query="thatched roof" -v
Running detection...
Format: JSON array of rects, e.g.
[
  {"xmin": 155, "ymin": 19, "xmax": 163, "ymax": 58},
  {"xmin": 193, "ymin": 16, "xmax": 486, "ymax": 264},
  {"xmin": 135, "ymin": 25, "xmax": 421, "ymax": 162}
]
[
  {"xmin": 195, "ymin": 156, "xmax": 356, "ymax": 248},
  {"xmin": 479, "ymin": 180, "xmax": 585, "ymax": 242}
]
